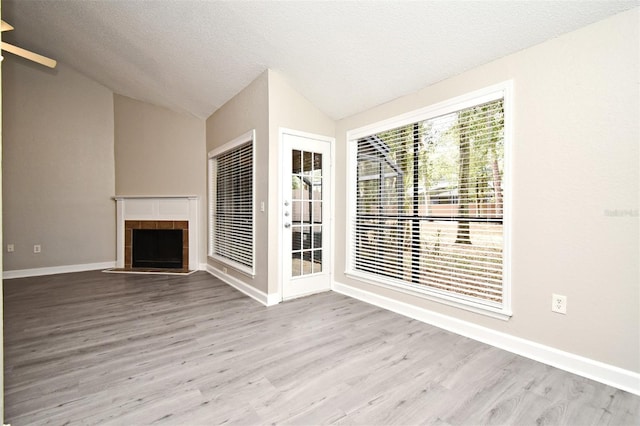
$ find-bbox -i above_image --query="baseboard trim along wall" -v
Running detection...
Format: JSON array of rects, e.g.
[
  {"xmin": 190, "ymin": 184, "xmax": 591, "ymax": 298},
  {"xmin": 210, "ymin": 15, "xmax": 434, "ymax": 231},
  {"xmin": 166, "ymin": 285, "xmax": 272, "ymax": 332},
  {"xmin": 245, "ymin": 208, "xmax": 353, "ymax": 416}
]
[
  {"xmin": 3, "ymin": 261, "xmax": 117, "ymax": 279},
  {"xmin": 333, "ymin": 281, "xmax": 640, "ymax": 396},
  {"xmin": 206, "ymin": 264, "xmax": 280, "ymax": 307}
]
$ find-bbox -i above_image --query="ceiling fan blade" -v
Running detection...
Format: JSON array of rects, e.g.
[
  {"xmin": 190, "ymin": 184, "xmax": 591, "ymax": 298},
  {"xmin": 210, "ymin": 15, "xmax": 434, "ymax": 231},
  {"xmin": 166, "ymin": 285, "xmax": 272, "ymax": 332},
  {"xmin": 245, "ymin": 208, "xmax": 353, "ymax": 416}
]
[
  {"xmin": 1, "ymin": 20, "xmax": 14, "ymax": 32},
  {"xmin": 2, "ymin": 41, "xmax": 57, "ymax": 68}
]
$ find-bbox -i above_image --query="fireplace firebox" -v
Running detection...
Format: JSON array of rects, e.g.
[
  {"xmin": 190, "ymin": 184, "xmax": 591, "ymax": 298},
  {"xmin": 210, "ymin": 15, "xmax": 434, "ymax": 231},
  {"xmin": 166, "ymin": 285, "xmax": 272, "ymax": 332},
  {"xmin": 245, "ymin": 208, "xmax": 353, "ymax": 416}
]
[
  {"xmin": 132, "ymin": 229, "xmax": 183, "ymax": 269},
  {"xmin": 124, "ymin": 220, "xmax": 189, "ymax": 271}
]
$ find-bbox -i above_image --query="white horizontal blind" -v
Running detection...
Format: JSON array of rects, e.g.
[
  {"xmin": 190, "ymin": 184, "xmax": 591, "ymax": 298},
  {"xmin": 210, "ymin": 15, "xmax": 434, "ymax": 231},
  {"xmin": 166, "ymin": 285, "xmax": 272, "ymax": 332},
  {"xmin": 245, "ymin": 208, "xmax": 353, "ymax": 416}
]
[
  {"xmin": 211, "ymin": 141, "xmax": 254, "ymax": 271},
  {"xmin": 354, "ymin": 96, "xmax": 505, "ymax": 307}
]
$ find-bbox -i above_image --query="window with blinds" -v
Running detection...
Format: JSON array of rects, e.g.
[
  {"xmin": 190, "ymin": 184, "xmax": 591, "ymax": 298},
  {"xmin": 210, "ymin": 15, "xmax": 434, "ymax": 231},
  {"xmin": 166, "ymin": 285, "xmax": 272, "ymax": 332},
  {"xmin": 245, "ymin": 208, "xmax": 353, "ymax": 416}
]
[
  {"xmin": 208, "ymin": 131, "xmax": 255, "ymax": 275},
  {"xmin": 347, "ymin": 84, "xmax": 511, "ymax": 316}
]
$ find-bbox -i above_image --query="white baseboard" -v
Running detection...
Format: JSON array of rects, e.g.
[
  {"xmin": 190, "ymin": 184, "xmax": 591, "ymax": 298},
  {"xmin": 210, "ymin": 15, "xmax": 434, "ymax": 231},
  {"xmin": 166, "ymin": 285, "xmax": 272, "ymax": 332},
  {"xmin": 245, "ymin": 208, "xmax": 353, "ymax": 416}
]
[
  {"xmin": 333, "ymin": 281, "xmax": 640, "ymax": 396},
  {"xmin": 205, "ymin": 265, "xmax": 280, "ymax": 306},
  {"xmin": 3, "ymin": 261, "xmax": 117, "ymax": 279}
]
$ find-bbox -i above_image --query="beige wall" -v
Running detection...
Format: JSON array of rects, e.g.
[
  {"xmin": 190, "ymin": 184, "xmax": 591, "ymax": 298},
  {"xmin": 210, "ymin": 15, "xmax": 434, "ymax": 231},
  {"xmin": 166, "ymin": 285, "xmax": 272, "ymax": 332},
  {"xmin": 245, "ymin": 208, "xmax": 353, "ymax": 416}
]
[
  {"xmin": 206, "ymin": 71, "xmax": 270, "ymax": 292},
  {"xmin": 267, "ymin": 70, "xmax": 335, "ymax": 294},
  {"xmin": 334, "ymin": 9, "xmax": 639, "ymax": 372},
  {"xmin": 2, "ymin": 59, "xmax": 115, "ymax": 271},
  {"xmin": 114, "ymin": 94, "xmax": 207, "ymax": 265},
  {"xmin": 205, "ymin": 70, "xmax": 334, "ymax": 296}
]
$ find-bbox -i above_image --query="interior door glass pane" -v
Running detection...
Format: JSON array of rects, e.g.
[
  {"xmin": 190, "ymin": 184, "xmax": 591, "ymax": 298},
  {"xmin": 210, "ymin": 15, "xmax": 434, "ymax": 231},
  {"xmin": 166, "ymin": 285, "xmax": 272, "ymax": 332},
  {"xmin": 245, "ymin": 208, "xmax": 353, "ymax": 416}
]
[
  {"xmin": 301, "ymin": 226, "xmax": 311, "ymax": 249},
  {"xmin": 312, "ymin": 201, "xmax": 322, "ymax": 223},
  {"xmin": 311, "ymin": 169, "xmax": 322, "ymax": 224},
  {"xmin": 312, "ymin": 225, "xmax": 322, "ymax": 249},
  {"xmin": 292, "ymin": 150, "xmax": 302, "ymax": 174},
  {"xmin": 302, "ymin": 252, "xmax": 313, "ymax": 276},
  {"xmin": 292, "ymin": 201, "xmax": 303, "ymax": 224},
  {"xmin": 312, "ymin": 176, "xmax": 322, "ymax": 200},
  {"xmin": 303, "ymin": 151, "xmax": 312, "ymax": 174},
  {"xmin": 292, "ymin": 227, "xmax": 302, "ymax": 251},
  {"xmin": 312, "ymin": 250, "xmax": 322, "ymax": 273},
  {"xmin": 292, "ymin": 251, "xmax": 301, "ymax": 277},
  {"xmin": 314, "ymin": 152, "xmax": 322, "ymax": 172},
  {"xmin": 292, "ymin": 176, "xmax": 302, "ymax": 195}
]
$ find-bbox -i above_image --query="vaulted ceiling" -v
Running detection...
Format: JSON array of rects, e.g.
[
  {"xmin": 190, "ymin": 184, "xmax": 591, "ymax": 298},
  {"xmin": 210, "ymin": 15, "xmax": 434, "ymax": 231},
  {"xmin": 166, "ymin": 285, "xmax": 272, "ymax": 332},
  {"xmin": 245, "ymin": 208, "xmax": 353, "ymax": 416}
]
[{"xmin": 2, "ymin": 1, "xmax": 637, "ymax": 120}]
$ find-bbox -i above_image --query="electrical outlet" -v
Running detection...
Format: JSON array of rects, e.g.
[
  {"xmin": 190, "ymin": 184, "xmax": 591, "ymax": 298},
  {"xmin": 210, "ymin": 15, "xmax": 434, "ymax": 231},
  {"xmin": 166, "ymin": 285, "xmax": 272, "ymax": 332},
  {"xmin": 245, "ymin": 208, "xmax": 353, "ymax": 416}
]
[
  {"xmin": 7, "ymin": 244, "xmax": 14, "ymax": 253},
  {"xmin": 33, "ymin": 244, "xmax": 41, "ymax": 253},
  {"xmin": 552, "ymin": 294, "xmax": 567, "ymax": 314},
  {"xmin": 222, "ymin": 267, "xmax": 228, "ymax": 274}
]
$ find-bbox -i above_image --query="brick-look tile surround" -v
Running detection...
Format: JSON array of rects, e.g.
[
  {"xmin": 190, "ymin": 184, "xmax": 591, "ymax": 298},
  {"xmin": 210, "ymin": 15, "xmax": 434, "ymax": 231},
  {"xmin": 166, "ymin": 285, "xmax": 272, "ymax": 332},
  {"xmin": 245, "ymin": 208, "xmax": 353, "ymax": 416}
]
[{"xmin": 124, "ymin": 220, "xmax": 189, "ymax": 270}]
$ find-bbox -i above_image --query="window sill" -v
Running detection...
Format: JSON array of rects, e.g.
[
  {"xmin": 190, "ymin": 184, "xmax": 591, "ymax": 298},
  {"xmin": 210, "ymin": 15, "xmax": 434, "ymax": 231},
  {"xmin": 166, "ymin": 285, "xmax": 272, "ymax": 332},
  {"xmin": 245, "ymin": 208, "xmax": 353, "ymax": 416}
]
[
  {"xmin": 208, "ymin": 254, "xmax": 255, "ymax": 278},
  {"xmin": 344, "ymin": 270, "xmax": 512, "ymax": 321}
]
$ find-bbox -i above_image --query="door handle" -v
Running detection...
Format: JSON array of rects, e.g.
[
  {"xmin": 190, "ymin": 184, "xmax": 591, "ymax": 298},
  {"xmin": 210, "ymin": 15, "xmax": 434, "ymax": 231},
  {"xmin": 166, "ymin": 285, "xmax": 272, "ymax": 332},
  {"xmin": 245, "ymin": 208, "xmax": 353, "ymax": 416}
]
[{"xmin": 284, "ymin": 223, "xmax": 291, "ymax": 228}]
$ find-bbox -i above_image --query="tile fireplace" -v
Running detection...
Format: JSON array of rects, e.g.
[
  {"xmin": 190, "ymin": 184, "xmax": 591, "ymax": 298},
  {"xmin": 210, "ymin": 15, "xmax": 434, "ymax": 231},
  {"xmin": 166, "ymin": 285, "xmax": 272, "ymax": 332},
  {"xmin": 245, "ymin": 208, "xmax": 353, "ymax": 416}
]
[{"xmin": 115, "ymin": 196, "xmax": 199, "ymax": 271}]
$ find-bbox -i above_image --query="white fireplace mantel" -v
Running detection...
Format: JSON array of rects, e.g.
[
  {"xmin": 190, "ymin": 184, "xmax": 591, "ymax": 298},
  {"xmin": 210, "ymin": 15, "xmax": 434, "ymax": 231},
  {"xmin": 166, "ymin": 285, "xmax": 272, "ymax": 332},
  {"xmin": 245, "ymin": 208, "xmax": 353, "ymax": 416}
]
[{"xmin": 114, "ymin": 196, "xmax": 199, "ymax": 270}]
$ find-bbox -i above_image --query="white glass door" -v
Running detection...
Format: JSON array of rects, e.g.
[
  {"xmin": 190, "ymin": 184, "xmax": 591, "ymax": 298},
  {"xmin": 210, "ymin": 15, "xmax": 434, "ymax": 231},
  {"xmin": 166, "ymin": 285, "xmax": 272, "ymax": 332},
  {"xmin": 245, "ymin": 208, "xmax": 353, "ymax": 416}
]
[{"xmin": 282, "ymin": 131, "xmax": 331, "ymax": 299}]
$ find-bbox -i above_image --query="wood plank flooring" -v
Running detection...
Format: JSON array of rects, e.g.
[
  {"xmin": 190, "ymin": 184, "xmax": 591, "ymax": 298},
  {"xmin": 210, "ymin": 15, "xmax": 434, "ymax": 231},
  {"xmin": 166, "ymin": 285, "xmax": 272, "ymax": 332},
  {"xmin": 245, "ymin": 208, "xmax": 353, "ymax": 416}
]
[{"xmin": 4, "ymin": 271, "xmax": 640, "ymax": 425}]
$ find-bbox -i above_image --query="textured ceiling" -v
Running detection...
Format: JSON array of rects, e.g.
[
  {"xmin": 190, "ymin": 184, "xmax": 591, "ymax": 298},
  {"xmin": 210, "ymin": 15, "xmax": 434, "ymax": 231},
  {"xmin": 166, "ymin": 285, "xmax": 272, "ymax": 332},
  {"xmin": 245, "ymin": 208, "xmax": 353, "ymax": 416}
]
[{"xmin": 2, "ymin": 1, "xmax": 638, "ymax": 120}]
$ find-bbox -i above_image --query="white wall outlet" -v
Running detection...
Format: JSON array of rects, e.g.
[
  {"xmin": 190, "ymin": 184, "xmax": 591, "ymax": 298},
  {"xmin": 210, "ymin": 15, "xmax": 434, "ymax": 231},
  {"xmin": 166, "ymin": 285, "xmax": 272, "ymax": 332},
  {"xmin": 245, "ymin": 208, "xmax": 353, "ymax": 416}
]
[
  {"xmin": 33, "ymin": 244, "xmax": 42, "ymax": 253},
  {"xmin": 552, "ymin": 294, "xmax": 567, "ymax": 314},
  {"xmin": 7, "ymin": 244, "xmax": 14, "ymax": 252},
  {"xmin": 222, "ymin": 266, "xmax": 228, "ymax": 274}
]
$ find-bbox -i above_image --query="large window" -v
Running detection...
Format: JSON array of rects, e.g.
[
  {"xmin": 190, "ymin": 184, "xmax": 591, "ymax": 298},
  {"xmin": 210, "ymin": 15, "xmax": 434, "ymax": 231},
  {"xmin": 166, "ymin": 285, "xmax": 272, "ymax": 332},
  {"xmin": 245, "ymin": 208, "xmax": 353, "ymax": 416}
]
[
  {"xmin": 208, "ymin": 130, "xmax": 255, "ymax": 275},
  {"xmin": 347, "ymin": 84, "xmax": 511, "ymax": 317}
]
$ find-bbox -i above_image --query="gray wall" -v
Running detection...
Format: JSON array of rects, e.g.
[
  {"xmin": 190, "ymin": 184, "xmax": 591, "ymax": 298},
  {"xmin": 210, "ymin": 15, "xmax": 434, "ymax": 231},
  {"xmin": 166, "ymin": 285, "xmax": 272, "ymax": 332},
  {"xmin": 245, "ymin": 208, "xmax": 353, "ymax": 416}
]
[
  {"xmin": 266, "ymin": 70, "xmax": 335, "ymax": 294},
  {"xmin": 206, "ymin": 71, "xmax": 270, "ymax": 292},
  {"xmin": 205, "ymin": 70, "xmax": 335, "ymax": 297},
  {"xmin": 2, "ymin": 59, "xmax": 115, "ymax": 271},
  {"xmin": 333, "ymin": 9, "xmax": 639, "ymax": 372},
  {"xmin": 114, "ymin": 94, "xmax": 207, "ymax": 265}
]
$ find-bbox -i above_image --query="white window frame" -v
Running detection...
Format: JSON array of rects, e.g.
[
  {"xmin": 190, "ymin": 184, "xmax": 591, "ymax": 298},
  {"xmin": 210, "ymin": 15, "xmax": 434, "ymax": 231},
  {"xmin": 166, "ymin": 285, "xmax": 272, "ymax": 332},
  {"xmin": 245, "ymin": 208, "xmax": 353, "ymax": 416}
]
[
  {"xmin": 345, "ymin": 82, "xmax": 513, "ymax": 320},
  {"xmin": 208, "ymin": 130, "xmax": 256, "ymax": 276}
]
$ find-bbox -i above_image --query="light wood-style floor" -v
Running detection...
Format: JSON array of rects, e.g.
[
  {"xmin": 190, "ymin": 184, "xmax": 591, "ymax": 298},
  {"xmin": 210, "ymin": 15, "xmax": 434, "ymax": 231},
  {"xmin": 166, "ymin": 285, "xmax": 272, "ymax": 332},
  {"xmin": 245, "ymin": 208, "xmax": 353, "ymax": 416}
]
[{"xmin": 4, "ymin": 271, "xmax": 639, "ymax": 425}]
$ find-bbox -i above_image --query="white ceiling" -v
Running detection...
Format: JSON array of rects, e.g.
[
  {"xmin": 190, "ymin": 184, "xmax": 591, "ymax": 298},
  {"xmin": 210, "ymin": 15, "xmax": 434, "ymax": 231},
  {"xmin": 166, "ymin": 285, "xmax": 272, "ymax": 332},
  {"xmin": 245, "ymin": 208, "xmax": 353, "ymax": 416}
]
[{"xmin": 2, "ymin": 1, "xmax": 638, "ymax": 120}]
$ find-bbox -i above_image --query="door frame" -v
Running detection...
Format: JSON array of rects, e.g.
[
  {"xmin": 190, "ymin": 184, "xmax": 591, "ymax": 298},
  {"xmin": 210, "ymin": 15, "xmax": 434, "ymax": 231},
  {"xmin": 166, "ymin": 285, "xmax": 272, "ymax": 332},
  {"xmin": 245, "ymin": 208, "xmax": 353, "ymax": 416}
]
[{"xmin": 278, "ymin": 128, "xmax": 335, "ymax": 301}]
